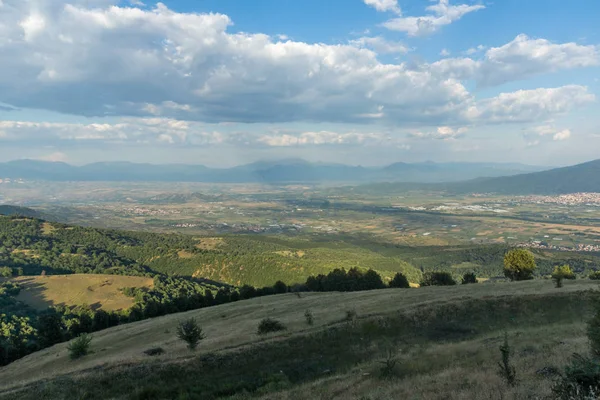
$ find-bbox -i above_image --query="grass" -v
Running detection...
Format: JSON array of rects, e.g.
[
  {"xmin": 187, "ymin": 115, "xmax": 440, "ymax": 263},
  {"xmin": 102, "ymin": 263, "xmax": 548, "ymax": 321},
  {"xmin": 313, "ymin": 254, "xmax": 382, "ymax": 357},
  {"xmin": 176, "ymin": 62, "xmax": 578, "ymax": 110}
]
[
  {"xmin": 0, "ymin": 279, "xmax": 597, "ymax": 399},
  {"xmin": 12, "ymin": 274, "xmax": 154, "ymax": 311}
]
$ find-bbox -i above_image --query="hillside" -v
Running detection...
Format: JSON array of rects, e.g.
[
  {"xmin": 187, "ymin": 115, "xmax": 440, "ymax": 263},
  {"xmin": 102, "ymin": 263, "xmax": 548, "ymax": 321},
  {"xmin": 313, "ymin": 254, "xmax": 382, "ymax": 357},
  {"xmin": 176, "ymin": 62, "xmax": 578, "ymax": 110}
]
[
  {"xmin": 0, "ymin": 280, "xmax": 596, "ymax": 399},
  {"xmin": 0, "ymin": 205, "xmax": 41, "ymax": 218},
  {"xmin": 452, "ymin": 158, "xmax": 600, "ymax": 194},
  {"xmin": 0, "ymin": 159, "xmax": 548, "ymax": 184}
]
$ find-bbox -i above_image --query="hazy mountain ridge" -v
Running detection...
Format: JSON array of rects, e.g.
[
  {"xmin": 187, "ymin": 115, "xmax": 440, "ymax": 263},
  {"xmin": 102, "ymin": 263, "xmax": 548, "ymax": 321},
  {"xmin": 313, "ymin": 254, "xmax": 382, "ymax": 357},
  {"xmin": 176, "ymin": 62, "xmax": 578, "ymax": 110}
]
[{"xmin": 0, "ymin": 159, "xmax": 549, "ymax": 183}]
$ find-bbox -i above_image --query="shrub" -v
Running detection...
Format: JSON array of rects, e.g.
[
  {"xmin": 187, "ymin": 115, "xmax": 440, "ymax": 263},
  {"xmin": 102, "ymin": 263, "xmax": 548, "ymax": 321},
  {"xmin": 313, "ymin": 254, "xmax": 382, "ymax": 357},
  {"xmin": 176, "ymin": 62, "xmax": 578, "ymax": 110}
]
[
  {"xmin": 176, "ymin": 318, "xmax": 205, "ymax": 350},
  {"xmin": 589, "ymin": 271, "xmax": 600, "ymax": 280},
  {"xmin": 144, "ymin": 347, "xmax": 165, "ymax": 356},
  {"xmin": 420, "ymin": 272, "xmax": 456, "ymax": 287},
  {"xmin": 552, "ymin": 264, "xmax": 575, "ymax": 288},
  {"xmin": 389, "ymin": 272, "xmax": 410, "ymax": 289},
  {"xmin": 588, "ymin": 302, "xmax": 600, "ymax": 357},
  {"xmin": 503, "ymin": 249, "xmax": 536, "ymax": 281},
  {"xmin": 257, "ymin": 318, "xmax": 286, "ymax": 335},
  {"xmin": 304, "ymin": 309, "xmax": 314, "ymax": 326},
  {"xmin": 497, "ymin": 333, "xmax": 516, "ymax": 386},
  {"xmin": 461, "ymin": 272, "xmax": 477, "ymax": 285},
  {"xmin": 68, "ymin": 334, "xmax": 92, "ymax": 360},
  {"xmin": 553, "ymin": 354, "xmax": 600, "ymax": 398}
]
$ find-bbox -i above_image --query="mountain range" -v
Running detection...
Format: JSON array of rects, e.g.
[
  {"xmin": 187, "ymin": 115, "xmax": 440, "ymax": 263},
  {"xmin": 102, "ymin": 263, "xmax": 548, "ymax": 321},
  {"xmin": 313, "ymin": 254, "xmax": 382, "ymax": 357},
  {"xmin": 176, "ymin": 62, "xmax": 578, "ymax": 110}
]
[{"xmin": 0, "ymin": 159, "xmax": 548, "ymax": 184}]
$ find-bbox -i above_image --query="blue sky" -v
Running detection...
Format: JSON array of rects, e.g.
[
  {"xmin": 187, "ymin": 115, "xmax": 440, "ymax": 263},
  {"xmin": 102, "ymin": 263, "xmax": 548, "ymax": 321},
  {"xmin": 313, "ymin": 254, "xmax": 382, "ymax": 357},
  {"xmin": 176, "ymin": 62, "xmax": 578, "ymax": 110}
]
[{"xmin": 0, "ymin": 0, "xmax": 598, "ymax": 167}]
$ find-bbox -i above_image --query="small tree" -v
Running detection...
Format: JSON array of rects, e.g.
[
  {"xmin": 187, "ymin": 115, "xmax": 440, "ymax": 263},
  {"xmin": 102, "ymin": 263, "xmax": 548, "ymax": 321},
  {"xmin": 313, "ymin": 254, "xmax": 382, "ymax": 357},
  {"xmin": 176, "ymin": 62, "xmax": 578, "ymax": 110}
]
[
  {"xmin": 389, "ymin": 272, "xmax": 410, "ymax": 289},
  {"xmin": 552, "ymin": 264, "xmax": 575, "ymax": 288},
  {"xmin": 461, "ymin": 272, "xmax": 477, "ymax": 285},
  {"xmin": 0, "ymin": 267, "xmax": 12, "ymax": 278},
  {"xmin": 503, "ymin": 249, "xmax": 536, "ymax": 281},
  {"xmin": 497, "ymin": 333, "xmax": 516, "ymax": 386},
  {"xmin": 68, "ymin": 334, "xmax": 92, "ymax": 360},
  {"xmin": 420, "ymin": 272, "xmax": 456, "ymax": 287},
  {"xmin": 589, "ymin": 271, "xmax": 600, "ymax": 280},
  {"xmin": 176, "ymin": 318, "xmax": 205, "ymax": 350}
]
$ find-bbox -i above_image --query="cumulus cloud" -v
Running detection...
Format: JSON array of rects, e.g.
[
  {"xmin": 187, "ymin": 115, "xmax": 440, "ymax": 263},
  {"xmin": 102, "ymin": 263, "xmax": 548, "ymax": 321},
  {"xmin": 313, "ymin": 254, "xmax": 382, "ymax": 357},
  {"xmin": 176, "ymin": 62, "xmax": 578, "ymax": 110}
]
[
  {"xmin": 467, "ymin": 86, "xmax": 595, "ymax": 124},
  {"xmin": 0, "ymin": 1, "xmax": 595, "ymax": 136},
  {"xmin": 363, "ymin": 0, "xmax": 401, "ymax": 14},
  {"xmin": 440, "ymin": 48, "xmax": 451, "ymax": 57},
  {"xmin": 430, "ymin": 35, "xmax": 600, "ymax": 86},
  {"xmin": 382, "ymin": 0, "xmax": 485, "ymax": 36}
]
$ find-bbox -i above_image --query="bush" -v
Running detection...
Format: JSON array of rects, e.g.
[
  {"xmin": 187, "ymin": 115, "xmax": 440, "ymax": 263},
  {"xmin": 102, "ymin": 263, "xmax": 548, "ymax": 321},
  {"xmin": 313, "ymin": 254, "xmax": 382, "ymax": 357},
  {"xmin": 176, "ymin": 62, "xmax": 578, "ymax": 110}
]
[
  {"xmin": 389, "ymin": 272, "xmax": 410, "ymax": 289},
  {"xmin": 589, "ymin": 271, "xmax": 600, "ymax": 280},
  {"xmin": 553, "ymin": 354, "xmax": 600, "ymax": 398},
  {"xmin": 67, "ymin": 334, "xmax": 92, "ymax": 360},
  {"xmin": 344, "ymin": 309, "xmax": 358, "ymax": 322},
  {"xmin": 461, "ymin": 272, "xmax": 477, "ymax": 285},
  {"xmin": 503, "ymin": 249, "xmax": 536, "ymax": 281},
  {"xmin": 257, "ymin": 318, "xmax": 286, "ymax": 335},
  {"xmin": 420, "ymin": 272, "xmax": 456, "ymax": 287},
  {"xmin": 176, "ymin": 318, "xmax": 205, "ymax": 350},
  {"xmin": 304, "ymin": 309, "xmax": 314, "ymax": 326},
  {"xmin": 552, "ymin": 265, "xmax": 575, "ymax": 288},
  {"xmin": 144, "ymin": 347, "xmax": 165, "ymax": 356}
]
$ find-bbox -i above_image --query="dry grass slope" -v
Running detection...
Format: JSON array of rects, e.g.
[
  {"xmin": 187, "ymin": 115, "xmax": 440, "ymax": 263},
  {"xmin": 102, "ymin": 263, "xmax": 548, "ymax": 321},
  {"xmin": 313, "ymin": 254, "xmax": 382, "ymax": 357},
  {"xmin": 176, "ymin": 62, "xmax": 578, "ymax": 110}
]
[
  {"xmin": 0, "ymin": 279, "xmax": 597, "ymax": 400},
  {"xmin": 12, "ymin": 274, "xmax": 154, "ymax": 311}
]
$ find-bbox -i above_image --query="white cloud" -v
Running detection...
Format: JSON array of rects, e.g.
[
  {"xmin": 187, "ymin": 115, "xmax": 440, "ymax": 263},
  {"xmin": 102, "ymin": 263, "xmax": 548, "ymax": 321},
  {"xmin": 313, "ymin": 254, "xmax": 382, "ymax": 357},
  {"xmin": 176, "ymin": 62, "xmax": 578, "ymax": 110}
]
[
  {"xmin": 440, "ymin": 48, "xmax": 451, "ymax": 57},
  {"xmin": 0, "ymin": 1, "xmax": 595, "ymax": 136},
  {"xmin": 349, "ymin": 37, "xmax": 408, "ymax": 54},
  {"xmin": 479, "ymin": 34, "xmax": 600, "ymax": 86},
  {"xmin": 429, "ymin": 35, "xmax": 600, "ymax": 86},
  {"xmin": 382, "ymin": 0, "xmax": 485, "ymax": 36},
  {"xmin": 409, "ymin": 126, "xmax": 468, "ymax": 140},
  {"xmin": 523, "ymin": 125, "xmax": 572, "ymax": 145},
  {"xmin": 553, "ymin": 129, "xmax": 571, "ymax": 141},
  {"xmin": 468, "ymin": 85, "xmax": 595, "ymax": 124},
  {"xmin": 363, "ymin": 0, "xmax": 401, "ymax": 14}
]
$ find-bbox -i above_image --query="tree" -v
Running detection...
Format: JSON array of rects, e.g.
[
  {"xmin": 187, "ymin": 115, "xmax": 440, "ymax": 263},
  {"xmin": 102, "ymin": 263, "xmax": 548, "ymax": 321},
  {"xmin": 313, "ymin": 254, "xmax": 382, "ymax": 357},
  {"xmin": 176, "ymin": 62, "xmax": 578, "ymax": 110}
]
[
  {"xmin": 503, "ymin": 249, "xmax": 536, "ymax": 281},
  {"xmin": 389, "ymin": 272, "xmax": 410, "ymax": 289},
  {"xmin": 273, "ymin": 281, "xmax": 288, "ymax": 294},
  {"xmin": 552, "ymin": 264, "xmax": 575, "ymax": 288},
  {"xmin": 461, "ymin": 272, "xmax": 477, "ymax": 285},
  {"xmin": 176, "ymin": 318, "xmax": 205, "ymax": 351},
  {"xmin": 37, "ymin": 312, "xmax": 64, "ymax": 347},
  {"xmin": 362, "ymin": 269, "xmax": 386, "ymax": 290},
  {"xmin": 420, "ymin": 272, "xmax": 456, "ymax": 287}
]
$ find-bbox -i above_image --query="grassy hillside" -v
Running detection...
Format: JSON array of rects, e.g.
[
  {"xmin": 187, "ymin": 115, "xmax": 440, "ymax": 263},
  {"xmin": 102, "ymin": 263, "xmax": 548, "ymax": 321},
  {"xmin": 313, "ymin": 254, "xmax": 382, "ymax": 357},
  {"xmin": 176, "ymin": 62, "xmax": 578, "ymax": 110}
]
[
  {"xmin": 0, "ymin": 280, "xmax": 597, "ymax": 399},
  {"xmin": 13, "ymin": 275, "xmax": 154, "ymax": 311}
]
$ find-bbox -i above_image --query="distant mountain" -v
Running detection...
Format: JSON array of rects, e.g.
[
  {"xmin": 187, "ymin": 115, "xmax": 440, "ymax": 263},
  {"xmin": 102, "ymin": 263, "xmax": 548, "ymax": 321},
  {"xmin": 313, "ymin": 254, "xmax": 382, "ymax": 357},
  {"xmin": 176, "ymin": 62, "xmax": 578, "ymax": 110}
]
[
  {"xmin": 452, "ymin": 159, "xmax": 600, "ymax": 194},
  {"xmin": 0, "ymin": 158, "xmax": 550, "ymax": 184}
]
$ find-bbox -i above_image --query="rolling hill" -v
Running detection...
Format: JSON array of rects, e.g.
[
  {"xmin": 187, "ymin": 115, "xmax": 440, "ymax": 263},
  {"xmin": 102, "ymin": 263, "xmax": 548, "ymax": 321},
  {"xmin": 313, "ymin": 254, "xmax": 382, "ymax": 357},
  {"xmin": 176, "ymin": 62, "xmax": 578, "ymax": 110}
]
[
  {"xmin": 0, "ymin": 159, "xmax": 549, "ymax": 184},
  {"xmin": 0, "ymin": 280, "xmax": 595, "ymax": 399}
]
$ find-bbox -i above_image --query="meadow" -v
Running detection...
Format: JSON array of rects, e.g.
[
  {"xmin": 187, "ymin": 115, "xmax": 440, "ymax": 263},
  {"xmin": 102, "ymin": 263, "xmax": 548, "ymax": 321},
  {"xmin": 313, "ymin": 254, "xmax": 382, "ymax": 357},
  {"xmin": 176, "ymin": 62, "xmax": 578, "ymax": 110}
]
[{"xmin": 0, "ymin": 279, "xmax": 597, "ymax": 399}]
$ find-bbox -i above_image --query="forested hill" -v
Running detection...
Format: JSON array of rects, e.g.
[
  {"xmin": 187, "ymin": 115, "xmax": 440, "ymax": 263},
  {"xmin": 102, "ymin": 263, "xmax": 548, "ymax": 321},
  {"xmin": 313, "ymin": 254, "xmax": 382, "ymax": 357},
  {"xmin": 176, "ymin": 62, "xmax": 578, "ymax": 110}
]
[{"xmin": 0, "ymin": 205, "xmax": 41, "ymax": 218}]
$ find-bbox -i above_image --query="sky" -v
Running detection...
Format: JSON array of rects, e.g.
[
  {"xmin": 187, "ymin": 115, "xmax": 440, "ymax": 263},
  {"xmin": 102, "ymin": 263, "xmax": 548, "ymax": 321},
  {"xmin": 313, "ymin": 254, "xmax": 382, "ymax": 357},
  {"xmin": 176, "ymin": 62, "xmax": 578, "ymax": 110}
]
[{"xmin": 0, "ymin": 0, "xmax": 599, "ymax": 167}]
